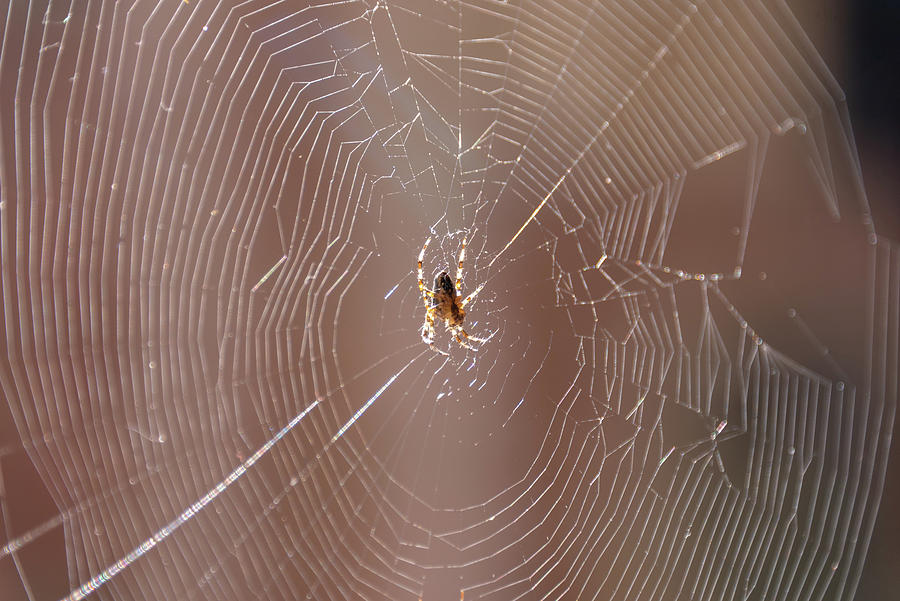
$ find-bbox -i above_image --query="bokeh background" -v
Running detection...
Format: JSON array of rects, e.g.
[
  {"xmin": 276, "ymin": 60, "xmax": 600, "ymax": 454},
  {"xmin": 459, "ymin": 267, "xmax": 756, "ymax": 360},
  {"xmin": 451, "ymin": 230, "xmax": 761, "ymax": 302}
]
[{"xmin": 793, "ymin": 0, "xmax": 900, "ymax": 598}]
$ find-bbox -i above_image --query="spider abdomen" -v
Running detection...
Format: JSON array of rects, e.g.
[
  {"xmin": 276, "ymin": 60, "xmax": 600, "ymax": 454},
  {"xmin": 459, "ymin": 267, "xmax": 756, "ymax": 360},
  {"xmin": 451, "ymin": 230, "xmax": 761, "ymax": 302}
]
[{"xmin": 446, "ymin": 303, "xmax": 465, "ymax": 326}]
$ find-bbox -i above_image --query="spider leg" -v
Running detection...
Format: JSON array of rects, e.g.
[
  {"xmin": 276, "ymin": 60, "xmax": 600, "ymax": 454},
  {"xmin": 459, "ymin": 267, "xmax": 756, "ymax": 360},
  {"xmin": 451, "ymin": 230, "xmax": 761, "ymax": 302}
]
[
  {"xmin": 460, "ymin": 282, "xmax": 485, "ymax": 308},
  {"xmin": 458, "ymin": 327, "xmax": 488, "ymax": 343},
  {"xmin": 455, "ymin": 237, "xmax": 467, "ymax": 291},
  {"xmin": 453, "ymin": 326, "xmax": 485, "ymax": 350},
  {"xmin": 417, "ymin": 237, "xmax": 436, "ymax": 306},
  {"xmin": 421, "ymin": 308, "xmax": 448, "ymax": 355},
  {"xmin": 454, "ymin": 332, "xmax": 474, "ymax": 350},
  {"xmin": 421, "ymin": 307, "xmax": 436, "ymax": 343}
]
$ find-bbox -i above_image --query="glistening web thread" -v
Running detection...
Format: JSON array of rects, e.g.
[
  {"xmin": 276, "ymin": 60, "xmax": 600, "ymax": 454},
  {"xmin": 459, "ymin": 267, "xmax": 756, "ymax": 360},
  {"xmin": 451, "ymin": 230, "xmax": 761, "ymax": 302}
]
[{"xmin": 0, "ymin": 2, "xmax": 895, "ymax": 601}]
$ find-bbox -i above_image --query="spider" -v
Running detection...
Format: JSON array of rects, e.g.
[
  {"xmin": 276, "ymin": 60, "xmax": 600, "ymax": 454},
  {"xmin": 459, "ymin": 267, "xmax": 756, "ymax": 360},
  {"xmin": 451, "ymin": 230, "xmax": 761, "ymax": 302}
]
[{"xmin": 417, "ymin": 236, "xmax": 485, "ymax": 352}]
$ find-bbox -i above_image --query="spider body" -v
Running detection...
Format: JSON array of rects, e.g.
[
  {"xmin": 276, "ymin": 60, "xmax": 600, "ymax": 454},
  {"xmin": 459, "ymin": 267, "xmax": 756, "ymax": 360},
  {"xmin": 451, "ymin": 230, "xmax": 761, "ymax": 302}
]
[
  {"xmin": 431, "ymin": 272, "xmax": 464, "ymax": 325},
  {"xmin": 417, "ymin": 237, "xmax": 485, "ymax": 352}
]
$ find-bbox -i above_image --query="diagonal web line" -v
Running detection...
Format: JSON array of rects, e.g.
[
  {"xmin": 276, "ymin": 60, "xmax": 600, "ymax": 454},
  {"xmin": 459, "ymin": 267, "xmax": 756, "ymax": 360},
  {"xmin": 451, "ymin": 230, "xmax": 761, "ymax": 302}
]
[{"xmin": 62, "ymin": 359, "xmax": 415, "ymax": 601}]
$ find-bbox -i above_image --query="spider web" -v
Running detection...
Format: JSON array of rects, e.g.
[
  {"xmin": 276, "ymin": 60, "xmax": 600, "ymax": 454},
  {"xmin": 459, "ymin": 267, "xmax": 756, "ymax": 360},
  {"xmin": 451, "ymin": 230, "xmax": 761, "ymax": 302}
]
[{"xmin": 0, "ymin": 1, "xmax": 896, "ymax": 601}]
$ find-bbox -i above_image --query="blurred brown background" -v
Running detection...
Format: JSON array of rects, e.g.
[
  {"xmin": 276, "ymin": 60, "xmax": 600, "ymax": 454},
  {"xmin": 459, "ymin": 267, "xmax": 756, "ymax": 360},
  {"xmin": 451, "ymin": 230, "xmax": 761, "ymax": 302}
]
[{"xmin": 789, "ymin": 0, "xmax": 900, "ymax": 598}]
